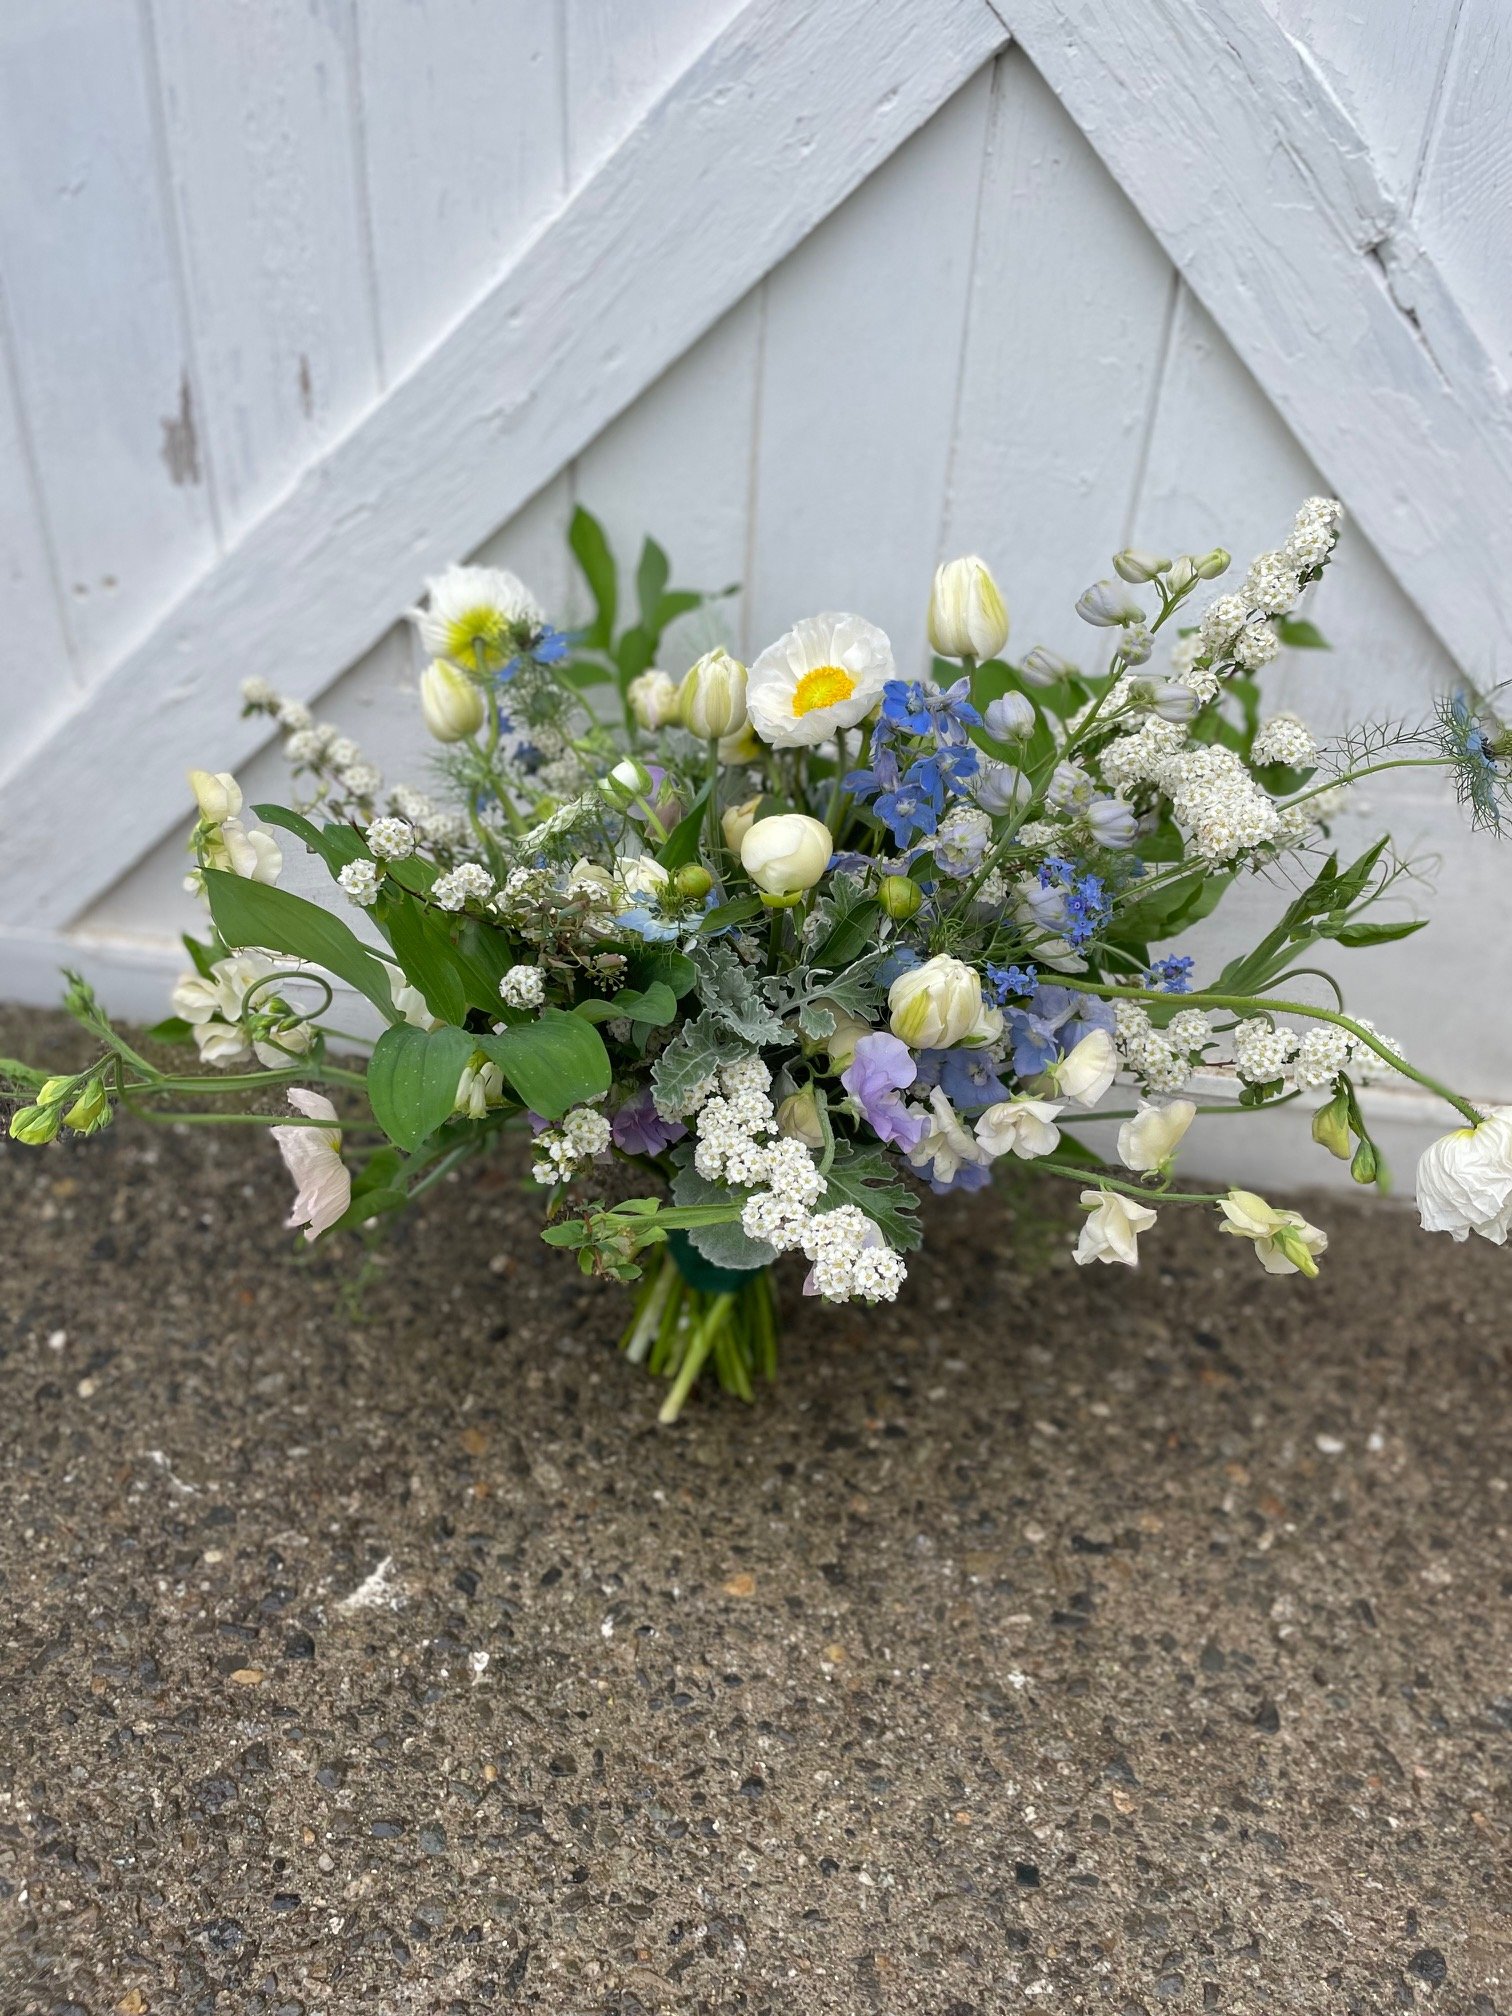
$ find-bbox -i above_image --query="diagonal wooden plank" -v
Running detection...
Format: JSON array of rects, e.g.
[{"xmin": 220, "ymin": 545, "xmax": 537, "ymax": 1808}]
[
  {"xmin": 994, "ymin": 0, "xmax": 1512, "ymax": 686},
  {"xmin": 0, "ymin": 0, "xmax": 1008, "ymax": 932}
]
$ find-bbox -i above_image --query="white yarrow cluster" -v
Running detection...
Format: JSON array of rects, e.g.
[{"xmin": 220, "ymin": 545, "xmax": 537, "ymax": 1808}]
[
  {"xmin": 1114, "ymin": 1002, "xmax": 1213, "ymax": 1095},
  {"xmin": 531, "ymin": 1103, "xmax": 611, "ymax": 1185},
  {"xmin": 366, "ymin": 816, "xmax": 416, "ymax": 861},
  {"xmin": 499, "ymin": 963, "xmax": 546, "ymax": 1010},
  {"xmin": 1251, "ymin": 712, "xmax": 1318, "ymax": 769},
  {"xmin": 1098, "ymin": 718, "xmax": 1188, "ymax": 795},
  {"xmin": 1231, "ymin": 1013, "xmax": 1394, "ymax": 1093},
  {"xmin": 337, "ymin": 858, "xmax": 382, "ymax": 908},
  {"xmin": 432, "ymin": 863, "xmax": 496, "ymax": 911},
  {"xmin": 1156, "ymin": 744, "xmax": 1280, "ymax": 862},
  {"xmin": 1232, "ymin": 1018, "xmax": 1297, "ymax": 1084},
  {"xmin": 800, "ymin": 1206, "xmax": 908, "ymax": 1302}
]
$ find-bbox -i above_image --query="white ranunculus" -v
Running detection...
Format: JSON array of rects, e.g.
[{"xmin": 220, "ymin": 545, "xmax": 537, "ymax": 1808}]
[
  {"xmin": 887, "ymin": 954, "xmax": 982, "ymax": 1051},
  {"xmin": 413, "ymin": 563, "xmax": 542, "ymax": 672},
  {"xmin": 927, "ymin": 555, "xmax": 1009, "ymax": 661},
  {"xmin": 627, "ymin": 668, "xmax": 681, "ymax": 730},
  {"xmin": 1416, "ymin": 1109, "xmax": 1512, "ymax": 1243},
  {"xmin": 272, "ymin": 1089, "xmax": 350, "ymax": 1240},
  {"xmin": 1074, "ymin": 1189, "xmax": 1156, "ymax": 1267},
  {"xmin": 975, "ymin": 1097, "xmax": 1063, "ymax": 1161},
  {"xmin": 775, "ymin": 1087, "xmax": 826, "ymax": 1149},
  {"xmin": 748, "ymin": 612, "xmax": 893, "ymax": 748},
  {"xmin": 679, "ymin": 647, "xmax": 748, "ymax": 739},
  {"xmin": 1118, "ymin": 1097, "xmax": 1196, "ymax": 1173},
  {"xmin": 1216, "ymin": 1189, "xmax": 1328, "ymax": 1276},
  {"xmin": 740, "ymin": 813, "xmax": 832, "ymax": 897},
  {"xmin": 188, "ymin": 768, "xmax": 242, "ymax": 823},
  {"xmin": 420, "ymin": 658, "xmax": 486, "ymax": 742},
  {"xmin": 1053, "ymin": 1027, "xmax": 1117, "ymax": 1108},
  {"xmin": 217, "ymin": 819, "xmax": 282, "ymax": 884}
]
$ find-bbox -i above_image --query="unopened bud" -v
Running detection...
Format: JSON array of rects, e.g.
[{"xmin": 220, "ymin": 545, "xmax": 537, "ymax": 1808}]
[
  {"xmin": 9, "ymin": 1103, "xmax": 61, "ymax": 1145},
  {"xmin": 1075, "ymin": 580, "xmax": 1146, "ymax": 628},
  {"xmin": 1271, "ymin": 1223, "xmax": 1322, "ymax": 1277},
  {"xmin": 600, "ymin": 757, "xmax": 654, "ymax": 811},
  {"xmin": 878, "ymin": 874, "xmax": 922, "ymax": 921},
  {"xmin": 39, "ymin": 1076, "xmax": 74, "ymax": 1105},
  {"xmin": 1194, "ymin": 547, "xmax": 1231, "ymax": 580},
  {"xmin": 1167, "ymin": 557, "xmax": 1198, "ymax": 593},
  {"xmin": 673, "ymin": 864, "xmax": 713, "ymax": 903},
  {"xmin": 1020, "ymin": 646, "xmax": 1076, "ymax": 689},
  {"xmin": 1349, "ymin": 1136, "xmax": 1379, "ymax": 1185},
  {"xmin": 1112, "ymin": 549, "xmax": 1171, "ymax": 583},
  {"xmin": 62, "ymin": 1080, "xmax": 110, "ymax": 1133},
  {"xmin": 983, "ymin": 691, "xmax": 1035, "ymax": 740},
  {"xmin": 775, "ymin": 1086, "xmax": 826, "ymax": 1150},
  {"xmin": 1311, "ymin": 1089, "xmax": 1352, "ymax": 1160}
]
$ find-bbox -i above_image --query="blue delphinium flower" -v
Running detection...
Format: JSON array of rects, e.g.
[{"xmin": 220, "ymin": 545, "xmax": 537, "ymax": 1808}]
[
  {"xmin": 1145, "ymin": 954, "xmax": 1195, "ymax": 993},
  {"xmin": 914, "ymin": 1046, "xmax": 1008, "ymax": 1114},
  {"xmin": 1004, "ymin": 984, "xmax": 1113, "ymax": 1077}
]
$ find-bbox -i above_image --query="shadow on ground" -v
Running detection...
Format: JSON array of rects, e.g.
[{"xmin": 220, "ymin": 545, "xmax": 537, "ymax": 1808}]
[{"xmin": 2, "ymin": 1008, "xmax": 1510, "ymax": 2014}]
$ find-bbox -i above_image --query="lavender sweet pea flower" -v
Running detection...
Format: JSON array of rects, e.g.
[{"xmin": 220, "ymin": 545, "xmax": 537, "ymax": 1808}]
[
  {"xmin": 611, "ymin": 1091, "xmax": 687, "ymax": 1157},
  {"xmin": 842, "ymin": 1032, "xmax": 930, "ymax": 1153}
]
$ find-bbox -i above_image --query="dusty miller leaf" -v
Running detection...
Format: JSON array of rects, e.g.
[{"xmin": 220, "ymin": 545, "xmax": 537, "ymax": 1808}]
[
  {"xmin": 689, "ymin": 941, "xmax": 787, "ymax": 1046},
  {"xmin": 670, "ymin": 1162, "xmax": 776, "ymax": 1270},
  {"xmin": 650, "ymin": 1013, "xmax": 745, "ymax": 1119}
]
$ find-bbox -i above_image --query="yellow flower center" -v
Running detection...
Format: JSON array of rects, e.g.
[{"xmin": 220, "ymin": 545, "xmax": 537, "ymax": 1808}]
[
  {"xmin": 443, "ymin": 605, "xmax": 509, "ymax": 670},
  {"xmin": 792, "ymin": 663, "xmax": 856, "ymax": 715}
]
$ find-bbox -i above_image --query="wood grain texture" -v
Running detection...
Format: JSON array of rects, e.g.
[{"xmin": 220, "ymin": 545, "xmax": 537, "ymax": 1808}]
[
  {"xmin": 1001, "ymin": 0, "xmax": 1512, "ymax": 684},
  {"xmin": 0, "ymin": 0, "xmax": 218, "ymax": 676},
  {"xmin": 0, "ymin": 0, "xmax": 1008, "ymax": 930},
  {"xmin": 147, "ymin": 0, "xmax": 380, "ymax": 538},
  {"xmin": 0, "ymin": 305, "xmax": 75, "ymax": 755},
  {"xmin": 565, "ymin": 0, "xmax": 742, "ymax": 182}
]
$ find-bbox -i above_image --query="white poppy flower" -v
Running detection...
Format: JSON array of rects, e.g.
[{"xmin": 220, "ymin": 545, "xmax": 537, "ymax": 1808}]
[
  {"xmin": 1118, "ymin": 1097, "xmax": 1196, "ymax": 1173},
  {"xmin": 975, "ymin": 1098, "xmax": 1063, "ymax": 1161},
  {"xmin": 412, "ymin": 563, "xmax": 542, "ymax": 672},
  {"xmin": 747, "ymin": 612, "xmax": 893, "ymax": 748},
  {"xmin": 1074, "ymin": 1189, "xmax": 1156, "ymax": 1266},
  {"xmin": 1416, "ymin": 1109, "xmax": 1512, "ymax": 1243},
  {"xmin": 272, "ymin": 1089, "xmax": 350, "ymax": 1240},
  {"xmin": 1217, "ymin": 1189, "xmax": 1328, "ymax": 1275}
]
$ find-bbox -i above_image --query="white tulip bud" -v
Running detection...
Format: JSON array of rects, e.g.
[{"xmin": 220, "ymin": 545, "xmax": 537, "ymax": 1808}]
[
  {"xmin": 972, "ymin": 761, "xmax": 1029, "ymax": 815},
  {"xmin": 740, "ymin": 813, "xmax": 832, "ymax": 897},
  {"xmin": 420, "ymin": 658, "xmax": 486, "ymax": 742},
  {"xmin": 927, "ymin": 555, "xmax": 1009, "ymax": 661},
  {"xmin": 721, "ymin": 793, "xmax": 762, "ymax": 853},
  {"xmin": 601, "ymin": 757, "xmax": 654, "ymax": 811},
  {"xmin": 1167, "ymin": 557, "xmax": 1198, "ymax": 593},
  {"xmin": 1076, "ymin": 580, "xmax": 1147, "ymax": 628},
  {"xmin": 887, "ymin": 954, "xmax": 982, "ymax": 1051},
  {"xmin": 1117, "ymin": 1097, "xmax": 1196, "ymax": 1173},
  {"xmin": 984, "ymin": 691, "xmax": 1035, "ymax": 740},
  {"xmin": 679, "ymin": 647, "xmax": 748, "ymax": 739},
  {"xmin": 188, "ymin": 769, "xmax": 243, "ymax": 824},
  {"xmin": 1113, "ymin": 549, "xmax": 1171, "ymax": 583},
  {"xmin": 1086, "ymin": 798, "xmax": 1138, "ymax": 849},
  {"xmin": 1021, "ymin": 646, "xmax": 1077, "ymax": 688},
  {"xmin": 627, "ymin": 669, "xmax": 680, "ymax": 730},
  {"xmin": 1053, "ymin": 1027, "xmax": 1117, "ymax": 1107}
]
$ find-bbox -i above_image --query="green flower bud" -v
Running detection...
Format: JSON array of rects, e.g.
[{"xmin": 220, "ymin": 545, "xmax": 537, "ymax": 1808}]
[
  {"xmin": 673, "ymin": 864, "xmax": 713, "ymax": 903},
  {"xmin": 1270, "ymin": 1222, "xmax": 1322, "ymax": 1277},
  {"xmin": 1194, "ymin": 547, "xmax": 1231, "ymax": 580},
  {"xmin": 1349, "ymin": 1136, "xmax": 1379, "ymax": 1186},
  {"xmin": 878, "ymin": 874, "xmax": 922, "ymax": 921},
  {"xmin": 1310, "ymin": 1088, "xmax": 1352, "ymax": 1160},
  {"xmin": 39, "ymin": 1076, "xmax": 74, "ymax": 1105},
  {"xmin": 1112, "ymin": 549, "xmax": 1171, "ymax": 583},
  {"xmin": 9, "ymin": 1103, "xmax": 61, "ymax": 1145},
  {"xmin": 63, "ymin": 1080, "xmax": 111, "ymax": 1133}
]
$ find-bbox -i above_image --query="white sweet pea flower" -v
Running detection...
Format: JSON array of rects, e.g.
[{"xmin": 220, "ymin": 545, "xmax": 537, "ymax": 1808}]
[
  {"xmin": 216, "ymin": 818, "xmax": 283, "ymax": 884},
  {"xmin": 1217, "ymin": 1189, "xmax": 1328, "ymax": 1276},
  {"xmin": 1052, "ymin": 1028, "xmax": 1117, "ymax": 1108},
  {"xmin": 888, "ymin": 954, "xmax": 982, "ymax": 1051},
  {"xmin": 1416, "ymin": 1109, "xmax": 1512, "ymax": 1243},
  {"xmin": 193, "ymin": 1020, "xmax": 253, "ymax": 1067},
  {"xmin": 188, "ymin": 769, "xmax": 243, "ymax": 823},
  {"xmin": 975, "ymin": 1097, "xmax": 1063, "ymax": 1161},
  {"xmin": 748, "ymin": 612, "xmax": 893, "ymax": 747},
  {"xmin": 1074, "ymin": 1189, "xmax": 1156, "ymax": 1266},
  {"xmin": 907, "ymin": 1086, "xmax": 989, "ymax": 1185},
  {"xmin": 272, "ymin": 1090, "xmax": 350, "ymax": 1241},
  {"xmin": 1118, "ymin": 1097, "xmax": 1196, "ymax": 1174}
]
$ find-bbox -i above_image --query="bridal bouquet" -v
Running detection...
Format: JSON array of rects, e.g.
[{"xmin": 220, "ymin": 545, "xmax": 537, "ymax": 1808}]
[{"xmin": 8, "ymin": 498, "xmax": 1509, "ymax": 1417}]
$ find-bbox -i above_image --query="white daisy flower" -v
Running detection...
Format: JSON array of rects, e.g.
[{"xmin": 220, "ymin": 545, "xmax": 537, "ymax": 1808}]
[
  {"xmin": 747, "ymin": 612, "xmax": 893, "ymax": 748},
  {"xmin": 411, "ymin": 564, "xmax": 543, "ymax": 672}
]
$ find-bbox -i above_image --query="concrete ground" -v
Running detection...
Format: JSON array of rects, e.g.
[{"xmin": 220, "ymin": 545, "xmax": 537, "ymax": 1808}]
[{"xmin": 2, "ymin": 1005, "xmax": 1510, "ymax": 2015}]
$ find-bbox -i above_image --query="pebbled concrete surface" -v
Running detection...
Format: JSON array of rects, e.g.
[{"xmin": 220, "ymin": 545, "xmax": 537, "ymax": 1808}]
[{"xmin": 1, "ymin": 1005, "xmax": 1510, "ymax": 2015}]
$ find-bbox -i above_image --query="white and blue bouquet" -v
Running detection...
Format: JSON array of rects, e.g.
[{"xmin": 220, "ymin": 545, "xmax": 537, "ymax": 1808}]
[{"xmin": 8, "ymin": 498, "xmax": 1509, "ymax": 1417}]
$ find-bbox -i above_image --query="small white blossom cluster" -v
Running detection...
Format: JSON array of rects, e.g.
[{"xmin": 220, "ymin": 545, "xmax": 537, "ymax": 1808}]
[
  {"xmin": 1098, "ymin": 717, "xmax": 1188, "ymax": 795},
  {"xmin": 432, "ymin": 863, "xmax": 496, "ymax": 911},
  {"xmin": 1232, "ymin": 1015, "xmax": 1399, "ymax": 1092},
  {"xmin": 337, "ymin": 858, "xmax": 382, "ymax": 908},
  {"xmin": 1251, "ymin": 712, "xmax": 1317, "ymax": 769},
  {"xmin": 1157, "ymin": 743, "xmax": 1280, "ymax": 862},
  {"xmin": 1167, "ymin": 499, "xmax": 1342, "ymax": 705},
  {"xmin": 391, "ymin": 785, "xmax": 471, "ymax": 852},
  {"xmin": 365, "ymin": 816, "xmax": 416, "ymax": 861},
  {"xmin": 934, "ymin": 804, "xmax": 992, "ymax": 875},
  {"xmin": 499, "ymin": 963, "xmax": 546, "ymax": 1010},
  {"xmin": 241, "ymin": 681, "xmax": 385, "ymax": 805},
  {"xmin": 799, "ymin": 1205, "xmax": 908, "ymax": 1302},
  {"xmin": 690, "ymin": 1056, "xmax": 787, "ymax": 1186},
  {"xmin": 531, "ymin": 1103, "xmax": 612, "ymax": 1185},
  {"xmin": 1284, "ymin": 496, "xmax": 1345, "ymax": 573},
  {"xmin": 1114, "ymin": 1002, "xmax": 1213, "ymax": 1094}
]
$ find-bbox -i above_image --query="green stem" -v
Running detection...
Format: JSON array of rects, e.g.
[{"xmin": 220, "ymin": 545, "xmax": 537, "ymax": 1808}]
[
  {"xmin": 705, "ymin": 738, "xmax": 724, "ymax": 878},
  {"xmin": 659, "ymin": 1292, "xmax": 733, "ymax": 1423},
  {"xmin": 1280, "ymin": 755, "xmax": 1449, "ymax": 810},
  {"xmin": 1034, "ymin": 1156, "xmax": 1227, "ymax": 1206}
]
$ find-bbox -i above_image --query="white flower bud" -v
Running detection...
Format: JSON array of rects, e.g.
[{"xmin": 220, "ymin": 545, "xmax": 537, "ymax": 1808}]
[
  {"xmin": 679, "ymin": 647, "xmax": 748, "ymax": 739},
  {"xmin": 1021, "ymin": 646, "xmax": 1076, "ymax": 688},
  {"xmin": 627, "ymin": 669, "xmax": 680, "ymax": 730},
  {"xmin": 721, "ymin": 793, "xmax": 762, "ymax": 853},
  {"xmin": 1117, "ymin": 1097, "xmax": 1195, "ymax": 1173},
  {"xmin": 740, "ymin": 813, "xmax": 832, "ymax": 897},
  {"xmin": 1113, "ymin": 549, "xmax": 1171, "ymax": 583},
  {"xmin": 1076, "ymin": 580, "xmax": 1146, "ymax": 628},
  {"xmin": 1195, "ymin": 547, "xmax": 1232, "ymax": 579},
  {"xmin": 887, "ymin": 954, "xmax": 982, "ymax": 1051},
  {"xmin": 971, "ymin": 761, "xmax": 1029, "ymax": 815},
  {"xmin": 984, "ymin": 691, "xmax": 1035, "ymax": 740},
  {"xmin": 927, "ymin": 555, "xmax": 1009, "ymax": 661},
  {"xmin": 420, "ymin": 659, "xmax": 486, "ymax": 742},
  {"xmin": 188, "ymin": 769, "xmax": 243, "ymax": 824},
  {"xmin": 1150, "ymin": 678, "xmax": 1200, "ymax": 723},
  {"xmin": 776, "ymin": 1087, "xmax": 826, "ymax": 1149},
  {"xmin": 1086, "ymin": 798, "xmax": 1138, "ymax": 849},
  {"xmin": 601, "ymin": 757, "xmax": 654, "ymax": 811},
  {"xmin": 1167, "ymin": 557, "xmax": 1198, "ymax": 593}
]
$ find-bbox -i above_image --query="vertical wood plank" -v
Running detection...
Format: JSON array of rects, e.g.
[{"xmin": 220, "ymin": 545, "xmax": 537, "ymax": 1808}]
[
  {"xmin": 746, "ymin": 66, "xmax": 995, "ymax": 674},
  {"xmin": 354, "ymin": 0, "xmax": 568, "ymax": 383},
  {"xmin": 0, "ymin": 0, "xmax": 217, "ymax": 675},
  {"xmin": 0, "ymin": 307, "xmax": 75, "ymax": 754},
  {"xmin": 564, "ymin": 0, "xmax": 741, "ymax": 182},
  {"xmin": 147, "ymin": 0, "xmax": 381, "ymax": 539},
  {"xmin": 942, "ymin": 47, "xmax": 1176, "ymax": 667}
]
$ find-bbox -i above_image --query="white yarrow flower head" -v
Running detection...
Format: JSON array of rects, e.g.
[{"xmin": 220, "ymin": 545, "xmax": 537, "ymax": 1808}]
[
  {"xmin": 499, "ymin": 963, "xmax": 547, "ymax": 1011},
  {"xmin": 338, "ymin": 858, "xmax": 382, "ymax": 908},
  {"xmin": 1216, "ymin": 1189, "xmax": 1328, "ymax": 1276},
  {"xmin": 412, "ymin": 563, "xmax": 543, "ymax": 673},
  {"xmin": 927, "ymin": 555, "xmax": 1009, "ymax": 661},
  {"xmin": 747, "ymin": 612, "xmax": 893, "ymax": 748},
  {"xmin": 1074, "ymin": 1189, "xmax": 1157, "ymax": 1267},
  {"xmin": 272, "ymin": 1090, "xmax": 350, "ymax": 1242},
  {"xmin": 1118, "ymin": 1097, "xmax": 1196, "ymax": 1174},
  {"xmin": 1416, "ymin": 1109, "xmax": 1512, "ymax": 1244}
]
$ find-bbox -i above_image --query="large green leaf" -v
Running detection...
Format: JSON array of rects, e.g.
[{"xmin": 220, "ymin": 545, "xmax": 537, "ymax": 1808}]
[
  {"xmin": 635, "ymin": 536, "xmax": 671, "ymax": 634},
  {"xmin": 253, "ymin": 803, "xmax": 367, "ymax": 875},
  {"xmin": 376, "ymin": 890, "xmax": 469, "ymax": 1024},
  {"xmin": 476, "ymin": 1008, "xmax": 611, "ymax": 1119},
  {"xmin": 203, "ymin": 870, "xmax": 399, "ymax": 1019},
  {"xmin": 569, "ymin": 505, "xmax": 616, "ymax": 649},
  {"xmin": 365, "ymin": 1024, "xmax": 476, "ymax": 1150},
  {"xmin": 820, "ymin": 1142, "xmax": 922, "ymax": 1252},
  {"xmin": 573, "ymin": 981, "xmax": 678, "ymax": 1026}
]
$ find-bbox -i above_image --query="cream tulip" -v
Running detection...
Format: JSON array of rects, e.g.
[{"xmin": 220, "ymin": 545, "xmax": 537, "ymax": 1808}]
[
  {"xmin": 927, "ymin": 555, "xmax": 1009, "ymax": 660},
  {"xmin": 740, "ymin": 813, "xmax": 832, "ymax": 898},
  {"xmin": 679, "ymin": 647, "xmax": 748, "ymax": 739},
  {"xmin": 420, "ymin": 658, "xmax": 486, "ymax": 742},
  {"xmin": 887, "ymin": 955, "xmax": 983, "ymax": 1052},
  {"xmin": 1117, "ymin": 1097, "xmax": 1196, "ymax": 1174}
]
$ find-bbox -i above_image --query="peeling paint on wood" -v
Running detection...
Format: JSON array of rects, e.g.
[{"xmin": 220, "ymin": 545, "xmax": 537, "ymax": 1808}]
[{"xmin": 159, "ymin": 370, "xmax": 201, "ymax": 486}]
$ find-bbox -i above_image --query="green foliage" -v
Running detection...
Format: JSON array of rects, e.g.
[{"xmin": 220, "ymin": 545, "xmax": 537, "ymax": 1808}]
[
  {"xmin": 819, "ymin": 1141, "xmax": 922, "ymax": 1253},
  {"xmin": 671, "ymin": 1161, "xmax": 776, "ymax": 1270},
  {"xmin": 366, "ymin": 1023, "xmax": 476, "ymax": 1150},
  {"xmin": 573, "ymin": 981, "xmax": 679, "ymax": 1027},
  {"xmin": 203, "ymin": 870, "xmax": 399, "ymax": 1020},
  {"xmin": 688, "ymin": 941, "xmax": 787, "ymax": 1046},
  {"xmin": 472, "ymin": 1009, "xmax": 611, "ymax": 1120},
  {"xmin": 650, "ymin": 1013, "xmax": 745, "ymax": 1117}
]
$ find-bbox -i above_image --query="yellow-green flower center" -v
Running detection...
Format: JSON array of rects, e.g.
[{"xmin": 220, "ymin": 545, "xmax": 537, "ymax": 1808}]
[
  {"xmin": 443, "ymin": 605, "xmax": 510, "ymax": 671},
  {"xmin": 792, "ymin": 663, "xmax": 856, "ymax": 716}
]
